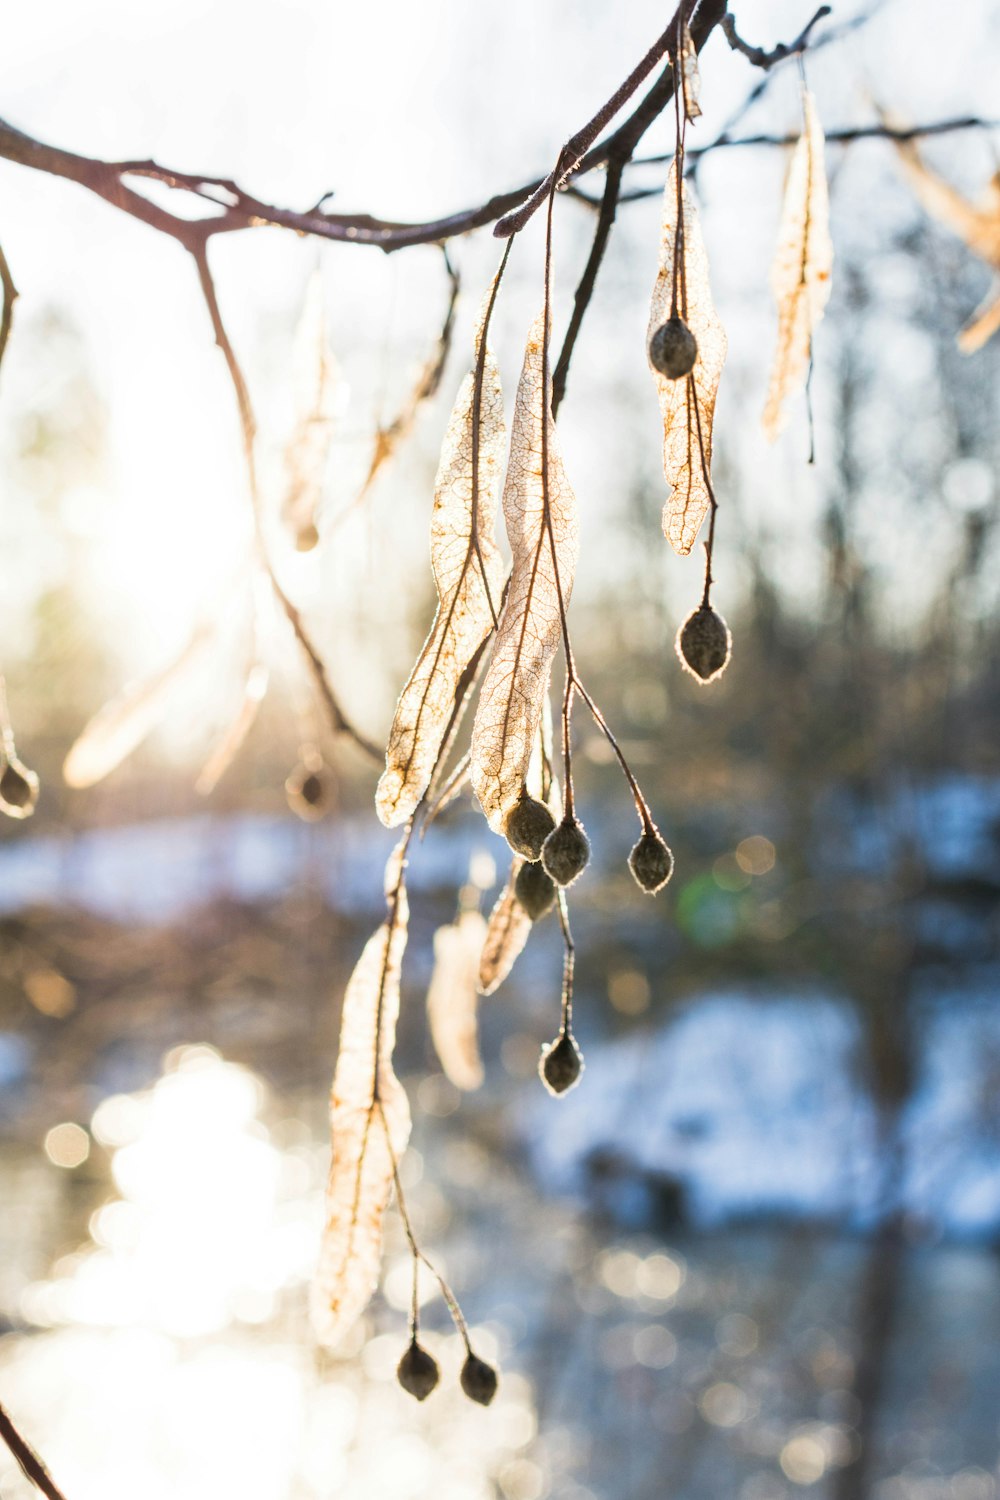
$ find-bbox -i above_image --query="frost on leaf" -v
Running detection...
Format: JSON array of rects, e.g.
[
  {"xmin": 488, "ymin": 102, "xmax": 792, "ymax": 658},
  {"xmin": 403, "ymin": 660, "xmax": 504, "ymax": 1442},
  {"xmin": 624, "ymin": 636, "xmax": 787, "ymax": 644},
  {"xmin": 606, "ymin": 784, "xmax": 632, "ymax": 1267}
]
[
  {"xmin": 477, "ymin": 859, "xmax": 533, "ymax": 996},
  {"xmin": 891, "ymin": 139, "xmax": 1000, "ymax": 353},
  {"xmin": 648, "ymin": 162, "xmax": 727, "ymax": 555},
  {"xmin": 312, "ymin": 837, "xmax": 411, "ymax": 1346},
  {"xmin": 470, "ymin": 314, "xmax": 579, "ymax": 833},
  {"xmin": 195, "ymin": 663, "xmax": 269, "ymax": 796},
  {"xmin": 376, "ymin": 299, "xmax": 506, "ymax": 828},
  {"xmin": 762, "ymin": 90, "xmax": 833, "ymax": 441},
  {"xmin": 678, "ymin": 21, "xmax": 702, "ymax": 120},
  {"xmin": 282, "ymin": 272, "xmax": 341, "ymax": 550},
  {"xmin": 63, "ymin": 625, "xmax": 214, "ymax": 789},
  {"xmin": 427, "ymin": 909, "xmax": 489, "ymax": 1091}
]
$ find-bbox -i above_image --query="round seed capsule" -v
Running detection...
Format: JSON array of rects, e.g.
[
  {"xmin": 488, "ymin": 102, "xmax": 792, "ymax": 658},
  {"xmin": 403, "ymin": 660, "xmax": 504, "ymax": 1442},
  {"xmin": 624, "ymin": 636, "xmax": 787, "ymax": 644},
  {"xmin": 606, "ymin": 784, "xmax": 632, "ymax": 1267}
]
[
  {"xmin": 539, "ymin": 1030, "xmax": 584, "ymax": 1096},
  {"xmin": 0, "ymin": 758, "xmax": 39, "ymax": 820},
  {"xmin": 460, "ymin": 1352, "xmax": 499, "ymax": 1407},
  {"xmin": 649, "ymin": 316, "xmax": 698, "ymax": 380},
  {"xmin": 295, "ymin": 523, "xmax": 320, "ymax": 553},
  {"xmin": 396, "ymin": 1339, "xmax": 440, "ymax": 1402},
  {"xmin": 628, "ymin": 830, "xmax": 674, "ymax": 895},
  {"xmin": 514, "ymin": 860, "xmax": 557, "ymax": 921},
  {"xmin": 285, "ymin": 763, "xmax": 332, "ymax": 821},
  {"xmin": 676, "ymin": 604, "xmax": 732, "ymax": 684},
  {"xmin": 503, "ymin": 795, "xmax": 556, "ymax": 861},
  {"xmin": 541, "ymin": 816, "xmax": 591, "ymax": 888}
]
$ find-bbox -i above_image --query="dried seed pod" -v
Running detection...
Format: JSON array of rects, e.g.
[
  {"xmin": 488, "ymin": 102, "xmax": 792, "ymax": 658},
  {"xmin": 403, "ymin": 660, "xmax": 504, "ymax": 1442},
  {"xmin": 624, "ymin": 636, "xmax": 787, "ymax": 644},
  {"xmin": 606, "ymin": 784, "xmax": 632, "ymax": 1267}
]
[
  {"xmin": 503, "ymin": 794, "xmax": 556, "ymax": 861},
  {"xmin": 295, "ymin": 522, "xmax": 321, "ymax": 553},
  {"xmin": 676, "ymin": 604, "xmax": 732, "ymax": 684},
  {"xmin": 628, "ymin": 830, "xmax": 674, "ymax": 895},
  {"xmin": 0, "ymin": 757, "xmax": 40, "ymax": 820},
  {"xmin": 460, "ymin": 1352, "xmax": 499, "ymax": 1407},
  {"xmin": 286, "ymin": 763, "xmax": 332, "ymax": 821},
  {"xmin": 513, "ymin": 859, "xmax": 557, "ymax": 921},
  {"xmin": 397, "ymin": 1339, "xmax": 440, "ymax": 1402},
  {"xmin": 539, "ymin": 1030, "xmax": 584, "ymax": 1096},
  {"xmin": 541, "ymin": 816, "xmax": 591, "ymax": 888},
  {"xmin": 648, "ymin": 316, "xmax": 699, "ymax": 380}
]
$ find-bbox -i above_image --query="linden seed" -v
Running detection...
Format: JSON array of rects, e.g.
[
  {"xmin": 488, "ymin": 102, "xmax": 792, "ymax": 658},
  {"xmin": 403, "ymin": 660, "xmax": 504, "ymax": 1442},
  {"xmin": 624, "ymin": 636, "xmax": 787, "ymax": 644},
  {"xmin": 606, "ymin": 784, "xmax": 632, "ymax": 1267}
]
[
  {"xmin": 285, "ymin": 763, "xmax": 332, "ymax": 821},
  {"xmin": 539, "ymin": 1030, "xmax": 584, "ymax": 1096},
  {"xmin": 0, "ymin": 758, "xmax": 40, "ymax": 820},
  {"xmin": 514, "ymin": 860, "xmax": 557, "ymax": 921},
  {"xmin": 396, "ymin": 1339, "xmax": 440, "ymax": 1402},
  {"xmin": 541, "ymin": 816, "xmax": 591, "ymax": 888},
  {"xmin": 676, "ymin": 604, "xmax": 731, "ymax": 684},
  {"xmin": 503, "ymin": 795, "xmax": 556, "ymax": 861},
  {"xmin": 629, "ymin": 830, "xmax": 674, "ymax": 895},
  {"xmin": 649, "ymin": 316, "xmax": 698, "ymax": 380},
  {"xmin": 460, "ymin": 1352, "xmax": 499, "ymax": 1407},
  {"xmin": 295, "ymin": 523, "xmax": 320, "ymax": 553}
]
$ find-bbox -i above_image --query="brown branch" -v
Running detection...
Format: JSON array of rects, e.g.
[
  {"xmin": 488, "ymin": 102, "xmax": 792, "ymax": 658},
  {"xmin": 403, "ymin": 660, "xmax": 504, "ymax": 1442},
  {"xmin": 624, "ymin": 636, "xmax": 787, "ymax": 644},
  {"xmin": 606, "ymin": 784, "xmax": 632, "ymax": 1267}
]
[
  {"xmin": 635, "ymin": 115, "xmax": 1000, "ymax": 170},
  {"xmin": 190, "ymin": 239, "xmax": 379, "ymax": 759},
  {"xmin": 721, "ymin": 5, "xmax": 832, "ymax": 71},
  {"xmin": 0, "ymin": 237, "xmax": 17, "ymax": 376},
  {"xmin": 0, "ymin": 1402, "xmax": 70, "ymax": 1500},
  {"xmin": 551, "ymin": 159, "xmax": 625, "ymax": 417}
]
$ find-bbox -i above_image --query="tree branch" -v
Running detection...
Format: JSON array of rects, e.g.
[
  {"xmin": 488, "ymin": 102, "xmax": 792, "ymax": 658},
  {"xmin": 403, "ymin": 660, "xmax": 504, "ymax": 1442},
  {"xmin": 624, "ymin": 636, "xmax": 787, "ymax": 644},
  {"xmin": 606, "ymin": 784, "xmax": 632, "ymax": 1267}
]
[
  {"xmin": 0, "ymin": 1401, "xmax": 70, "ymax": 1500},
  {"xmin": 0, "ymin": 236, "xmax": 16, "ymax": 377},
  {"xmin": 551, "ymin": 159, "xmax": 625, "ymax": 417},
  {"xmin": 721, "ymin": 5, "xmax": 832, "ymax": 71}
]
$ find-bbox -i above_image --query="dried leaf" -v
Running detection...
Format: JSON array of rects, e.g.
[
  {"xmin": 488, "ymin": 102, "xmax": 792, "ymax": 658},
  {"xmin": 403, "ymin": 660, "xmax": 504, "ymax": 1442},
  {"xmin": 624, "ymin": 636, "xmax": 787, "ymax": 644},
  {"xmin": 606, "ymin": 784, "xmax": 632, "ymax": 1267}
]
[
  {"xmin": 282, "ymin": 272, "xmax": 342, "ymax": 550},
  {"xmin": 195, "ymin": 663, "xmax": 269, "ymax": 796},
  {"xmin": 679, "ymin": 22, "xmax": 702, "ymax": 121},
  {"xmin": 762, "ymin": 90, "xmax": 833, "ymax": 441},
  {"xmin": 891, "ymin": 139, "xmax": 1000, "ymax": 352},
  {"xmin": 648, "ymin": 162, "xmax": 728, "ymax": 555},
  {"xmin": 376, "ymin": 306, "xmax": 506, "ymax": 828},
  {"xmin": 470, "ymin": 315, "xmax": 579, "ymax": 833},
  {"xmin": 313, "ymin": 837, "xmax": 411, "ymax": 1346},
  {"xmin": 427, "ymin": 909, "xmax": 489, "ymax": 1090},
  {"xmin": 477, "ymin": 858, "xmax": 533, "ymax": 996},
  {"xmin": 63, "ymin": 625, "xmax": 214, "ymax": 789}
]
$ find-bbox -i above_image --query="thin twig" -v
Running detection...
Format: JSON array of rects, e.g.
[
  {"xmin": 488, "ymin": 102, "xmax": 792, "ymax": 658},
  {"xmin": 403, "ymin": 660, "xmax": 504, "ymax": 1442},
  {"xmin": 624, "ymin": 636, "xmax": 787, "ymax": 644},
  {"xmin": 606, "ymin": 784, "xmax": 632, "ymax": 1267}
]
[
  {"xmin": 551, "ymin": 159, "xmax": 625, "ymax": 417},
  {"xmin": 0, "ymin": 1403, "xmax": 70, "ymax": 1500},
  {"xmin": 0, "ymin": 238, "xmax": 17, "ymax": 377},
  {"xmin": 190, "ymin": 240, "xmax": 378, "ymax": 759},
  {"xmin": 721, "ymin": 5, "xmax": 832, "ymax": 71}
]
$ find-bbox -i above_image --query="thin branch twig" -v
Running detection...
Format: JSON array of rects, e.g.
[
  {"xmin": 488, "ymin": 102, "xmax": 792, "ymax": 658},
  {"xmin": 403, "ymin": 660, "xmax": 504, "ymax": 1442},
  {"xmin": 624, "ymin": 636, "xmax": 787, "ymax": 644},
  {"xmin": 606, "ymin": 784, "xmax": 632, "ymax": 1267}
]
[
  {"xmin": 0, "ymin": 238, "xmax": 17, "ymax": 376},
  {"xmin": 721, "ymin": 5, "xmax": 832, "ymax": 71}
]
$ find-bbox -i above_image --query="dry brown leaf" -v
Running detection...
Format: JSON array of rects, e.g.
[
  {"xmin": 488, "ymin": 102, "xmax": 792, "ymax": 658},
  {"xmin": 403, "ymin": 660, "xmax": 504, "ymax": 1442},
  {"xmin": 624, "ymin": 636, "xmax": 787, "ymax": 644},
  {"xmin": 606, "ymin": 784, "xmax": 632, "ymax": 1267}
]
[
  {"xmin": 891, "ymin": 140, "xmax": 1000, "ymax": 353},
  {"xmin": 427, "ymin": 908, "xmax": 489, "ymax": 1090},
  {"xmin": 477, "ymin": 858, "xmax": 533, "ymax": 996},
  {"xmin": 376, "ymin": 304, "xmax": 506, "ymax": 828},
  {"xmin": 470, "ymin": 314, "xmax": 579, "ymax": 833},
  {"xmin": 313, "ymin": 836, "xmax": 411, "ymax": 1346},
  {"xmin": 282, "ymin": 272, "xmax": 341, "ymax": 550},
  {"xmin": 195, "ymin": 663, "xmax": 269, "ymax": 796},
  {"xmin": 762, "ymin": 90, "xmax": 832, "ymax": 441},
  {"xmin": 679, "ymin": 21, "xmax": 702, "ymax": 121},
  {"xmin": 648, "ymin": 162, "xmax": 728, "ymax": 554},
  {"xmin": 63, "ymin": 625, "xmax": 214, "ymax": 789}
]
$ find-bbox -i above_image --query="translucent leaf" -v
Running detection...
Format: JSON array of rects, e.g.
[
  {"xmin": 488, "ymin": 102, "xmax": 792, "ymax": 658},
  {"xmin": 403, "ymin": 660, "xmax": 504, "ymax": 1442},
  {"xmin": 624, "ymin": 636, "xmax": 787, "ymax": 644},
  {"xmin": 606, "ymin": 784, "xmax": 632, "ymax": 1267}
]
[
  {"xmin": 762, "ymin": 90, "xmax": 833, "ymax": 441},
  {"xmin": 313, "ymin": 837, "xmax": 411, "ymax": 1346},
  {"xmin": 282, "ymin": 272, "xmax": 341, "ymax": 550},
  {"xmin": 891, "ymin": 139, "xmax": 1000, "ymax": 352},
  {"xmin": 477, "ymin": 858, "xmax": 532, "ymax": 996},
  {"xmin": 427, "ymin": 909, "xmax": 489, "ymax": 1091},
  {"xmin": 63, "ymin": 625, "xmax": 214, "ymax": 789},
  {"xmin": 647, "ymin": 163, "xmax": 728, "ymax": 555},
  {"xmin": 376, "ymin": 301, "xmax": 506, "ymax": 828},
  {"xmin": 195, "ymin": 663, "xmax": 269, "ymax": 796},
  {"xmin": 470, "ymin": 314, "xmax": 579, "ymax": 832},
  {"xmin": 679, "ymin": 22, "xmax": 702, "ymax": 121}
]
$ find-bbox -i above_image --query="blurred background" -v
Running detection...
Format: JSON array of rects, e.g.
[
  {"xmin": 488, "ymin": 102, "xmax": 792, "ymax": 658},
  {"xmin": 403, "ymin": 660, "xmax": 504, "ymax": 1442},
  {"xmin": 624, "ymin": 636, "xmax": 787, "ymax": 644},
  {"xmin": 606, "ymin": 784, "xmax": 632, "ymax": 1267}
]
[{"xmin": 1, "ymin": 0, "xmax": 999, "ymax": 1497}]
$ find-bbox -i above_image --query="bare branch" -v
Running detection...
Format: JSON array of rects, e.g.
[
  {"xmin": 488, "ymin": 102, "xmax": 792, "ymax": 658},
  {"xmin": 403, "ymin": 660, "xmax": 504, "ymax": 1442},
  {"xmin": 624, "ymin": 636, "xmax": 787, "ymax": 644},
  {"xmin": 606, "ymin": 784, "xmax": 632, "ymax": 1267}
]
[
  {"xmin": 551, "ymin": 159, "xmax": 625, "ymax": 417},
  {"xmin": 721, "ymin": 5, "xmax": 832, "ymax": 71},
  {"xmin": 0, "ymin": 1402, "xmax": 70, "ymax": 1500}
]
